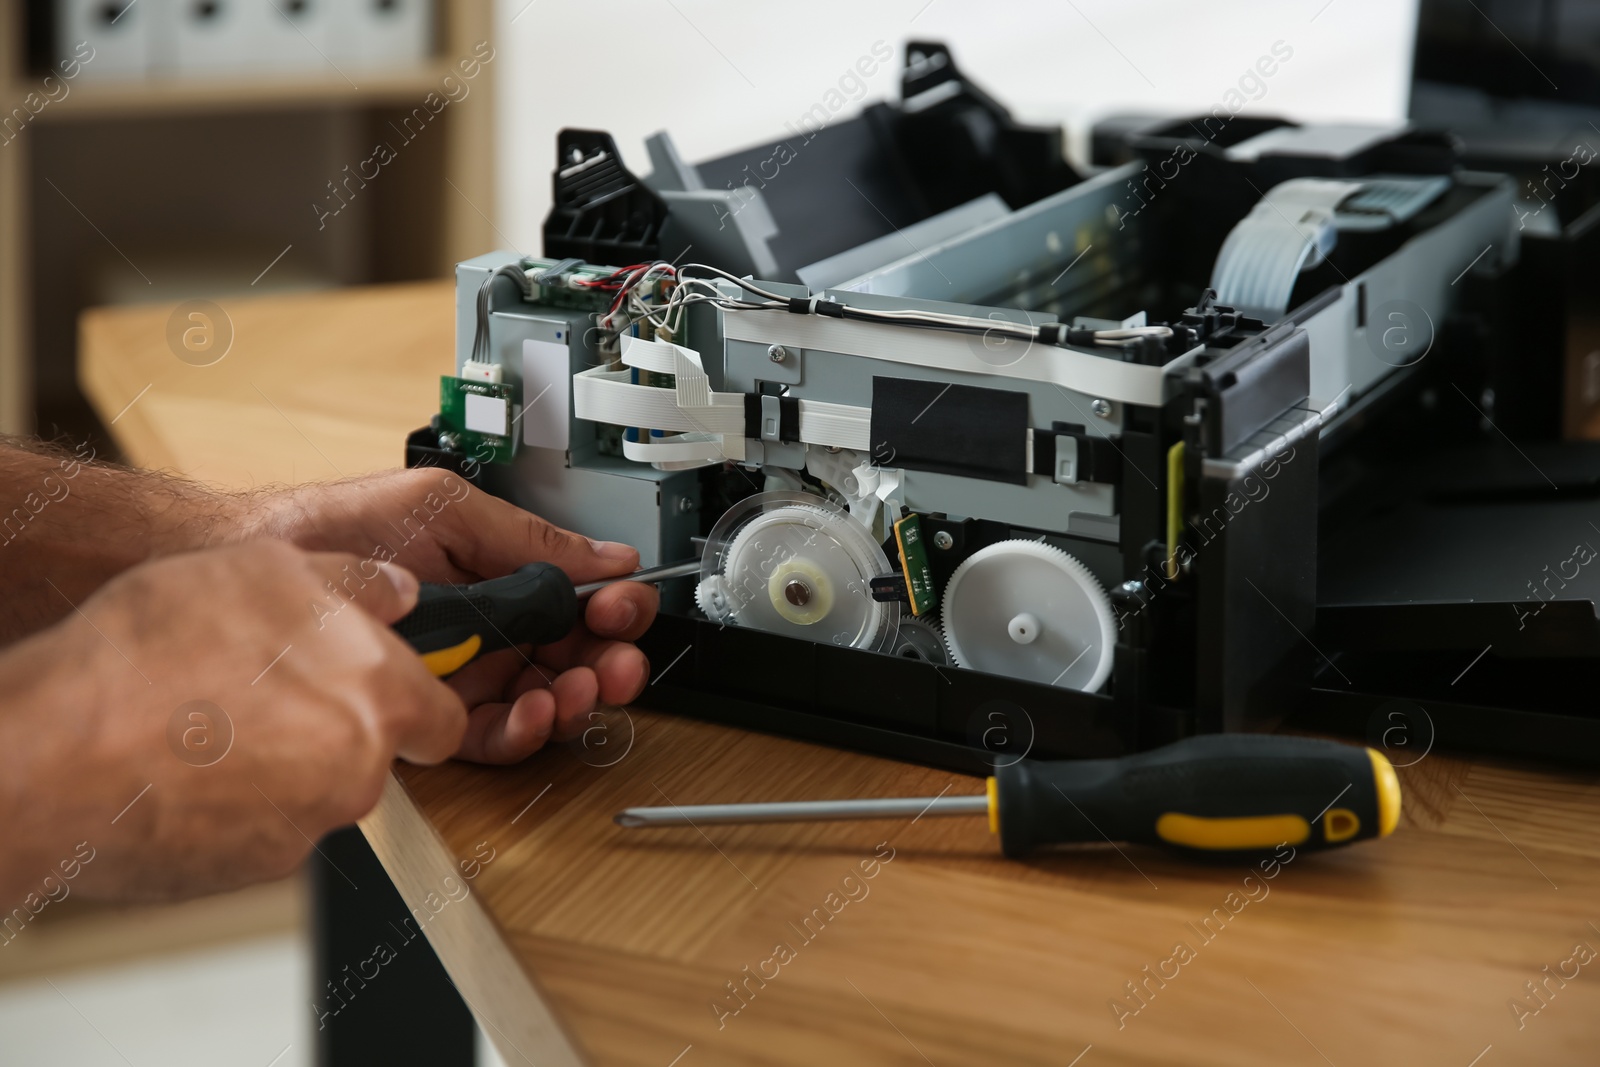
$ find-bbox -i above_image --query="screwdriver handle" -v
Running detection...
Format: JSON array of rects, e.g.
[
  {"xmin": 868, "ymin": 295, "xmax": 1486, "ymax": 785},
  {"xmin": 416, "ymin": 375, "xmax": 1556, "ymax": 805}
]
[
  {"xmin": 393, "ymin": 562, "xmax": 578, "ymax": 677},
  {"xmin": 993, "ymin": 734, "xmax": 1400, "ymax": 859}
]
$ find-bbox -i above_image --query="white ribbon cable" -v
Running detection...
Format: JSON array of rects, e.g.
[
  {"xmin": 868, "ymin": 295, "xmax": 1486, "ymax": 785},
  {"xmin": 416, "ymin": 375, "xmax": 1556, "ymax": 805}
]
[
  {"xmin": 797, "ymin": 399, "xmax": 871, "ymax": 451},
  {"xmin": 576, "ymin": 366, "xmax": 873, "ymax": 454},
  {"xmin": 620, "ymin": 335, "xmax": 711, "ymax": 409},
  {"xmin": 617, "ymin": 335, "xmax": 676, "ymax": 373},
  {"xmin": 621, "ymin": 431, "xmax": 741, "ymax": 468},
  {"xmin": 1210, "ymin": 178, "xmax": 1363, "ymax": 319},
  {"xmin": 573, "ymin": 367, "xmax": 746, "ymax": 434}
]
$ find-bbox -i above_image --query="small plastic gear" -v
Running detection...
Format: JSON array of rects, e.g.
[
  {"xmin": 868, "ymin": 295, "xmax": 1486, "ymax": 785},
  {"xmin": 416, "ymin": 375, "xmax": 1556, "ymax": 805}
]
[
  {"xmin": 890, "ymin": 617, "xmax": 951, "ymax": 665},
  {"xmin": 694, "ymin": 573, "xmax": 732, "ymax": 622},
  {"xmin": 941, "ymin": 540, "xmax": 1116, "ymax": 691}
]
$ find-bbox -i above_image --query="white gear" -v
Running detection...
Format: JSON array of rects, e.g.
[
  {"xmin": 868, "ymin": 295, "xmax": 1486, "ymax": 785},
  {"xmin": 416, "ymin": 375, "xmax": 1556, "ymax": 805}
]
[
  {"xmin": 697, "ymin": 491, "xmax": 898, "ymax": 651},
  {"xmin": 941, "ymin": 540, "xmax": 1116, "ymax": 692},
  {"xmin": 694, "ymin": 572, "xmax": 733, "ymax": 622}
]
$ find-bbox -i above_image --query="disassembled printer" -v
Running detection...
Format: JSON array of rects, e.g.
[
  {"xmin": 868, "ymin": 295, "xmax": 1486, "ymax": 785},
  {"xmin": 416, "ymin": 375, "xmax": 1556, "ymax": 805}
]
[{"xmin": 409, "ymin": 43, "xmax": 1599, "ymax": 770}]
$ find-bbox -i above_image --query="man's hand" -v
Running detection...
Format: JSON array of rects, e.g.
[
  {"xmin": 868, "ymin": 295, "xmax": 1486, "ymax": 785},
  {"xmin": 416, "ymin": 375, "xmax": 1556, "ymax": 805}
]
[
  {"xmin": 244, "ymin": 469, "xmax": 659, "ymax": 763},
  {"xmin": 0, "ymin": 541, "xmax": 463, "ymax": 902},
  {"xmin": 0, "ymin": 440, "xmax": 659, "ymax": 767}
]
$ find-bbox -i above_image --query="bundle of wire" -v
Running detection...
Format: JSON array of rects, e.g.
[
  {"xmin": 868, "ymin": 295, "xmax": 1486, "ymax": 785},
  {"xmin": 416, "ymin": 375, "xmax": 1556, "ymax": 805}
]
[
  {"xmin": 472, "ymin": 259, "xmax": 1176, "ymax": 367},
  {"xmin": 581, "ymin": 261, "xmax": 1176, "ymax": 351}
]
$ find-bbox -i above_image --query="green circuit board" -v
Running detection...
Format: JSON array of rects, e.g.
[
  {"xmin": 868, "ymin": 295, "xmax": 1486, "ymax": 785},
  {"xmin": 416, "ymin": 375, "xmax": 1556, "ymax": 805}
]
[{"xmin": 439, "ymin": 376, "xmax": 518, "ymax": 465}]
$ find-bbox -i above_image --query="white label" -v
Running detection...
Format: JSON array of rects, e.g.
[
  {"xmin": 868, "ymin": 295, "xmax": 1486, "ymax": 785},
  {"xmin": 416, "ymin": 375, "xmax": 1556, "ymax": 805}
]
[
  {"xmin": 522, "ymin": 338, "xmax": 571, "ymax": 451},
  {"xmin": 464, "ymin": 393, "xmax": 509, "ymax": 436}
]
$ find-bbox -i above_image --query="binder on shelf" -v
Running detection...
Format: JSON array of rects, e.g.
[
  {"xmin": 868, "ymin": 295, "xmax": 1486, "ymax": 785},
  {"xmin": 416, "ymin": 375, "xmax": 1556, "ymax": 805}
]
[
  {"xmin": 57, "ymin": 0, "xmax": 153, "ymax": 81},
  {"xmin": 45, "ymin": 0, "xmax": 436, "ymax": 83},
  {"xmin": 170, "ymin": 0, "xmax": 257, "ymax": 77},
  {"xmin": 332, "ymin": 0, "xmax": 434, "ymax": 70},
  {"xmin": 254, "ymin": 0, "xmax": 340, "ymax": 73}
]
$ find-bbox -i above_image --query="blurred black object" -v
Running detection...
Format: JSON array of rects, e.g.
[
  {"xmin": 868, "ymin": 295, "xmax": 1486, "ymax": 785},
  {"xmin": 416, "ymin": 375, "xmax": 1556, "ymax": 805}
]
[{"xmin": 311, "ymin": 828, "xmax": 475, "ymax": 1067}]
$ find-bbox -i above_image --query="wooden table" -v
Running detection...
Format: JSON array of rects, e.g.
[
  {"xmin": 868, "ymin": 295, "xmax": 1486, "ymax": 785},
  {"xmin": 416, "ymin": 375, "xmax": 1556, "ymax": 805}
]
[{"xmin": 82, "ymin": 283, "xmax": 1600, "ymax": 1067}]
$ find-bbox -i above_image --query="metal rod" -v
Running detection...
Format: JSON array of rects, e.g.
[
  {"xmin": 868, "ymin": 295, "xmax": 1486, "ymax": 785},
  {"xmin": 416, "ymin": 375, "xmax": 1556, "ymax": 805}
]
[
  {"xmin": 575, "ymin": 558, "xmax": 702, "ymax": 598},
  {"xmin": 614, "ymin": 794, "xmax": 989, "ymax": 828}
]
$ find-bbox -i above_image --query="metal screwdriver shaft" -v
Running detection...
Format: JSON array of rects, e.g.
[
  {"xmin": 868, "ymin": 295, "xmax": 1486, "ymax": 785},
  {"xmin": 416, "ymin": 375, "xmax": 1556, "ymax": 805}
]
[
  {"xmin": 575, "ymin": 558, "xmax": 702, "ymax": 598},
  {"xmin": 615, "ymin": 794, "xmax": 990, "ymax": 828}
]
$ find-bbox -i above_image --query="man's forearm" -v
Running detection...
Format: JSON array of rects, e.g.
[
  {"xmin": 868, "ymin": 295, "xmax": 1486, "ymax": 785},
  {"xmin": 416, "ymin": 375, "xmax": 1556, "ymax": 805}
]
[{"xmin": 0, "ymin": 438, "xmax": 246, "ymax": 643}]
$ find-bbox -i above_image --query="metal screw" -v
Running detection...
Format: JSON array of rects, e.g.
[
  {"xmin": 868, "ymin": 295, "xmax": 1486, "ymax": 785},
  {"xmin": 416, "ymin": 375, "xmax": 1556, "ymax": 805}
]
[
  {"xmin": 1090, "ymin": 399, "xmax": 1112, "ymax": 418},
  {"xmin": 784, "ymin": 580, "xmax": 812, "ymax": 606},
  {"xmin": 768, "ymin": 344, "xmax": 788, "ymax": 364},
  {"xmin": 675, "ymin": 497, "xmax": 697, "ymax": 514},
  {"xmin": 932, "ymin": 531, "xmax": 954, "ymax": 550}
]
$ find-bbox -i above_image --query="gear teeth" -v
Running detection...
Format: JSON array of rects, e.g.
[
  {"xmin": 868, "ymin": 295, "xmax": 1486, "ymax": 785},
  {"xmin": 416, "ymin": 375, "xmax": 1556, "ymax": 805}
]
[
  {"xmin": 694, "ymin": 574, "xmax": 732, "ymax": 622},
  {"xmin": 939, "ymin": 539, "xmax": 1116, "ymax": 691},
  {"xmin": 893, "ymin": 617, "xmax": 950, "ymax": 665},
  {"xmin": 942, "ymin": 622, "xmax": 964, "ymax": 669}
]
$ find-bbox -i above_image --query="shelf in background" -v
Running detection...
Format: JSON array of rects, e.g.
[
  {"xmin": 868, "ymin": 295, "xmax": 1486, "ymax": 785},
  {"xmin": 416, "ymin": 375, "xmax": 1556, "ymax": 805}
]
[
  {"xmin": 0, "ymin": 1, "xmax": 494, "ymax": 437},
  {"xmin": 19, "ymin": 61, "xmax": 457, "ymax": 123}
]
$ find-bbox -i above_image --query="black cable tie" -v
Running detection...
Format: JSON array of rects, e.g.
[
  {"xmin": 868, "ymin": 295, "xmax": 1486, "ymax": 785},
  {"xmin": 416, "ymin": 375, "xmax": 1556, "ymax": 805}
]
[
  {"xmin": 787, "ymin": 296, "xmax": 812, "ymax": 314},
  {"xmin": 1065, "ymin": 327, "xmax": 1099, "ymax": 346},
  {"xmin": 1037, "ymin": 323, "xmax": 1064, "ymax": 345},
  {"xmin": 742, "ymin": 393, "xmax": 763, "ymax": 438},
  {"xmin": 815, "ymin": 300, "xmax": 846, "ymax": 318}
]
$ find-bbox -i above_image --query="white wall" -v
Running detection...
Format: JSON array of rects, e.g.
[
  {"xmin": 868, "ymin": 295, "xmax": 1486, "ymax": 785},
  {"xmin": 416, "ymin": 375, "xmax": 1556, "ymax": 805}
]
[{"xmin": 492, "ymin": 0, "xmax": 1419, "ymax": 253}]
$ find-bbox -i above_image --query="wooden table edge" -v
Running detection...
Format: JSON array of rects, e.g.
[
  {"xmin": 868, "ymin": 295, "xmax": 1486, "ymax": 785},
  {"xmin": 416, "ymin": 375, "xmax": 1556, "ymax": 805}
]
[{"xmin": 361, "ymin": 771, "xmax": 589, "ymax": 1067}]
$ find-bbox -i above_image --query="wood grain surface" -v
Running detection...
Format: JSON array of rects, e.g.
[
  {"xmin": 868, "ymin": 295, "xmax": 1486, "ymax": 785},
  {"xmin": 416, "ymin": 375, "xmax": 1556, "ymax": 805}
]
[
  {"xmin": 81, "ymin": 283, "xmax": 1600, "ymax": 1066},
  {"xmin": 80, "ymin": 282, "xmax": 448, "ymax": 487}
]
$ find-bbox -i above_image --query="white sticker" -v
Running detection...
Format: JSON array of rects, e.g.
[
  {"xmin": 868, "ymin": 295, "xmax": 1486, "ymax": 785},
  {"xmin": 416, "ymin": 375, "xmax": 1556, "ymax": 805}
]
[
  {"xmin": 522, "ymin": 338, "xmax": 571, "ymax": 450},
  {"xmin": 464, "ymin": 393, "xmax": 509, "ymax": 436}
]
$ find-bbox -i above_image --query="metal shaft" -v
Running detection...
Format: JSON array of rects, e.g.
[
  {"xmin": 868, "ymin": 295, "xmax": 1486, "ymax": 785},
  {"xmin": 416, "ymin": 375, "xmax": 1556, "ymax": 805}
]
[
  {"xmin": 575, "ymin": 558, "xmax": 702, "ymax": 598},
  {"xmin": 615, "ymin": 794, "xmax": 989, "ymax": 828}
]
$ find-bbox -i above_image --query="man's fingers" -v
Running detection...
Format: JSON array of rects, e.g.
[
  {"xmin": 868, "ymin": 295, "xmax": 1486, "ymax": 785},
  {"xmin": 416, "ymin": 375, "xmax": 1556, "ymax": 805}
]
[
  {"xmin": 455, "ymin": 665, "xmax": 598, "ymax": 761},
  {"xmin": 528, "ymin": 624, "xmax": 645, "ymax": 678},
  {"xmin": 441, "ymin": 485, "xmax": 640, "ymax": 583},
  {"xmin": 546, "ymin": 668, "xmax": 602, "ymax": 741},
  {"xmin": 386, "ymin": 641, "xmax": 470, "ymax": 764},
  {"xmin": 304, "ymin": 551, "xmax": 420, "ymax": 626},
  {"xmin": 444, "ymin": 645, "xmax": 527, "ymax": 707},
  {"xmin": 584, "ymin": 582, "xmax": 658, "ymax": 642},
  {"xmin": 300, "ymin": 550, "xmax": 466, "ymax": 764},
  {"xmin": 591, "ymin": 644, "xmax": 650, "ymax": 706},
  {"xmin": 454, "ymin": 692, "xmax": 556, "ymax": 764},
  {"xmin": 513, "ymin": 637, "xmax": 649, "ymax": 708}
]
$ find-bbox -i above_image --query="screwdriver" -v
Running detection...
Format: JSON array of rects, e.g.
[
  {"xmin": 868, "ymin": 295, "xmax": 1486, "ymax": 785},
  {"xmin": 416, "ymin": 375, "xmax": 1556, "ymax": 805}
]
[
  {"xmin": 616, "ymin": 734, "xmax": 1402, "ymax": 858},
  {"xmin": 393, "ymin": 559, "xmax": 700, "ymax": 677}
]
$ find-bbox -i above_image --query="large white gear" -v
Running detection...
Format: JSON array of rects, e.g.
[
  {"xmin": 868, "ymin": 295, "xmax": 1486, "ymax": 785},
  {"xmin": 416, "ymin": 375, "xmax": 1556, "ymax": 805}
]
[
  {"xmin": 697, "ymin": 492, "xmax": 898, "ymax": 651},
  {"xmin": 941, "ymin": 540, "xmax": 1116, "ymax": 692}
]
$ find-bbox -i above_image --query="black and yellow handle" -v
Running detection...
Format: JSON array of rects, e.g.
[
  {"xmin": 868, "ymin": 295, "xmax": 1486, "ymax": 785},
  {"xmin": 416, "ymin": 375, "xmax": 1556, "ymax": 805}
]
[
  {"xmin": 393, "ymin": 562, "xmax": 579, "ymax": 677},
  {"xmin": 988, "ymin": 734, "xmax": 1401, "ymax": 859}
]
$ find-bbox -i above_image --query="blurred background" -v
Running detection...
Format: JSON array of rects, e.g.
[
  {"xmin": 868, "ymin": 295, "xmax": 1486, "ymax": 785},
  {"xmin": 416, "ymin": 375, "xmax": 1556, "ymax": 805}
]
[{"xmin": 0, "ymin": 0, "xmax": 1586, "ymax": 1062}]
